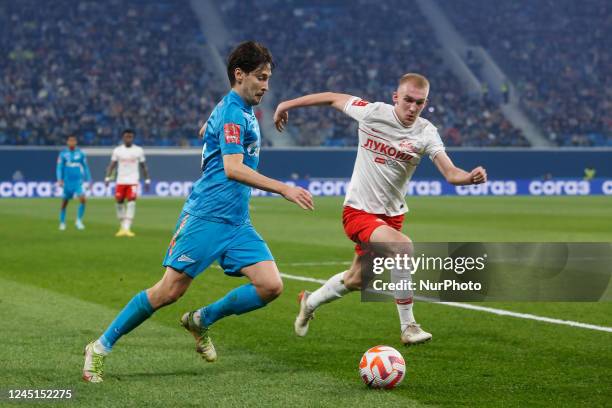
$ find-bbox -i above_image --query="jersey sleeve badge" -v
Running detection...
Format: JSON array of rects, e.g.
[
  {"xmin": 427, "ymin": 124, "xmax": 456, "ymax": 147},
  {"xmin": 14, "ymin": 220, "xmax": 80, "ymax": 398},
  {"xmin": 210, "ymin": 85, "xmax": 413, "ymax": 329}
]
[
  {"xmin": 352, "ymin": 99, "xmax": 370, "ymax": 107},
  {"xmin": 224, "ymin": 123, "xmax": 241, "ymax": 144}
]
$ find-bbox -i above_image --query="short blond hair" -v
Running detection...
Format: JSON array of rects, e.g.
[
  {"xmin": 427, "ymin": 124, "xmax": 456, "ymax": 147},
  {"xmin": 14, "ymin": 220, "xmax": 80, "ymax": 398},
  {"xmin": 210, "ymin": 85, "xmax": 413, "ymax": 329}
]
[{"xmin": 399, "ymin": 73, "xmax": 430, "ymax": 89}]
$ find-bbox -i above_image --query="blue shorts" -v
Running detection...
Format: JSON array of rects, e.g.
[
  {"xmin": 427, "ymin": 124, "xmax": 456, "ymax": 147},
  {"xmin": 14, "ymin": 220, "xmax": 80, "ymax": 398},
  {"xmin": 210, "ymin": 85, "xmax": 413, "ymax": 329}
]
[
  {"xmin": 162, "ymin": 211, "xmax": 274, "ymax": 278},
  {"xmin": 63, "ymin": 183, "xmax": 84, "ymax": 199}
]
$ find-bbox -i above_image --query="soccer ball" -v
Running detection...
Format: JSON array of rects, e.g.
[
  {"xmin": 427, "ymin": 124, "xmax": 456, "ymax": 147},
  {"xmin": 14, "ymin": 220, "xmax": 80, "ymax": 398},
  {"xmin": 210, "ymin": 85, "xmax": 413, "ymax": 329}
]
[{"xmin": 359, "ymin": 345, "xmax": 406, "ymax": 389}]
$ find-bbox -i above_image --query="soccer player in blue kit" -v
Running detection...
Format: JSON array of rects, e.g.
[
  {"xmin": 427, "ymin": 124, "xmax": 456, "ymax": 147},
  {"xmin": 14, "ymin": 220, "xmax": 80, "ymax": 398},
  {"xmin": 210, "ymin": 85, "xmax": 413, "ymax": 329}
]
[
  {"xmin": 56, "ymin": 134, "xmax": 91, "ymax": 231},
  {"xmin": 83, "ymin": 41, "xmax": 314, "ymax": 383}
]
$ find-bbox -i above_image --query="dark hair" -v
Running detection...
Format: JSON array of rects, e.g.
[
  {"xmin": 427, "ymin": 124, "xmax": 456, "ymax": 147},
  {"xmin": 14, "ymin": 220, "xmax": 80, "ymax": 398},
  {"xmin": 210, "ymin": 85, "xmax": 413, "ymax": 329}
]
[
  {"xmin": 227, "ymin": 41, "xmax": 274, "ymax": 86},
  {"xmin": 67, "ymin": 134, "xmax": 77, "ymax": 139},
  {"xmin": 122, "ymin": 129, "xmax": 135, "ymax": 136}
]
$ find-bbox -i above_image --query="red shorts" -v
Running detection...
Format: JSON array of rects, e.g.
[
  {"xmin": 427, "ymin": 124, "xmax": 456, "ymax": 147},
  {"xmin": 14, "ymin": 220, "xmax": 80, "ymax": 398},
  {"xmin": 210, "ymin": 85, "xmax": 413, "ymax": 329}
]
[
  {"xmin": 342, "ymin": 206, "xmax": 405, "ymax": 256},
  {"xmin": 115, "ymin": 184, "xmax": 138, "ymax": 201}
]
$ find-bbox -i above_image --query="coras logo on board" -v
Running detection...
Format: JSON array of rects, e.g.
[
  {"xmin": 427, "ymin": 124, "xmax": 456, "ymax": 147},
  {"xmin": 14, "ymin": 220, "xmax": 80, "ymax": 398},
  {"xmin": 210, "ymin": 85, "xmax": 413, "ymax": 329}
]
[
  {"xmin": 528, "ymin": 180, "xmax": 590, "ymax": 196},
  {"xmin": 0, "ymin": 179, "xmax": 610, "ymax": 198}
]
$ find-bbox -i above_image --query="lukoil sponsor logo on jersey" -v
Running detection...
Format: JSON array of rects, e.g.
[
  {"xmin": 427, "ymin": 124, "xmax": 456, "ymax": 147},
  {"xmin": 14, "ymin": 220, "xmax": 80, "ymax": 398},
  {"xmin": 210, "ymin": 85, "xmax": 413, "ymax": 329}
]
[{"xmin": 362, "ymin": 138, "xmax": 414, "ymax": 162}]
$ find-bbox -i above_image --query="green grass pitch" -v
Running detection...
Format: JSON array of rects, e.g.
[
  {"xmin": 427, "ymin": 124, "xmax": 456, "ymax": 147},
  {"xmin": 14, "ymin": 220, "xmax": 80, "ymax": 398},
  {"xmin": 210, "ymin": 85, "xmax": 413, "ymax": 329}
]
[{"xmin": 0, "ymin": 196, "xmax": 611, "ymax": 407}]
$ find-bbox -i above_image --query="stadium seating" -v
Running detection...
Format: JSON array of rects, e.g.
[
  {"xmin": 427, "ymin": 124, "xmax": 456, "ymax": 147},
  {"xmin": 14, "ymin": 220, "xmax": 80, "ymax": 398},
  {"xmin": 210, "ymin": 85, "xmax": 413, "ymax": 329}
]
[
  {"xmin": 219, "ymin": 0, "xmax": 530, "ymax": 147},
  {"xmin": 2, "ymin": 0, "xmax": 607, "ymax": 147},
  {"xmin": 438, "ymin": 0, "xmax": 611, "ymax": 146},
  {"xmin": 0, "ymin": 0, "xmax": 223, "ymax": 146}
]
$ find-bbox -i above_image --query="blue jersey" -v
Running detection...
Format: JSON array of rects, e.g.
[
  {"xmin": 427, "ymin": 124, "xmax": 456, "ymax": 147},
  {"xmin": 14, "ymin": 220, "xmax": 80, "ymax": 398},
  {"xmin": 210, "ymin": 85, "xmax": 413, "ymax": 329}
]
[
  {"xmin": 56, "ymin": 148, "xmax": 91, "ymax": 186},
  {"xmin": 183, "ymin": 90, "xmax": 261, "ymax": 225}
]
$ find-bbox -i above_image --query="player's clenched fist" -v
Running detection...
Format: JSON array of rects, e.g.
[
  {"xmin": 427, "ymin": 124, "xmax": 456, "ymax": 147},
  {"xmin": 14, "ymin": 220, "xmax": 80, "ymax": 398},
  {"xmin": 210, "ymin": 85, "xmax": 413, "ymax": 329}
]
[
  {"xmin": 282, "ymin": 185, "xmax": 314, "ymax": 210},
  {"xmin": 273, "ymin": 105, "xmax": 289, "ymax": 132},
  {"xmin": 470, "ymin": 166, "xmax": 487, "ymax": 184}
]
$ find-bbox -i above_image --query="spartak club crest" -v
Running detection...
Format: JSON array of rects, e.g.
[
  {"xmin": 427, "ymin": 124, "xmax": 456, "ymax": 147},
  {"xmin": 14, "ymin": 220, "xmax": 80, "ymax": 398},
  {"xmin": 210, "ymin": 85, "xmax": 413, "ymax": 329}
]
[{"xmin": 399, "ymin": 140, "xmax": 416, "ymax": 153}]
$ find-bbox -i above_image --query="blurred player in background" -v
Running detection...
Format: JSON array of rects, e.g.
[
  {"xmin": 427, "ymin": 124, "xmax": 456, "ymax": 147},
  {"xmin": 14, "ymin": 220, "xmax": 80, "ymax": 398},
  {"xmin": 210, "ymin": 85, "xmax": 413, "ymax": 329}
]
[
  {"xmin": 104, "ymin": 129, "xmax": 151, "ymax": 237},
  {"xmin": 83, "ymin": 41, "xmax": 313, "ymax": 383},
  {"xmin": 56, "ymin": 134, "xmax": 91, "ymax": 231},
  {"xmin": 274, "ymin": 73, "xmax": 487, "ymax": 345}
]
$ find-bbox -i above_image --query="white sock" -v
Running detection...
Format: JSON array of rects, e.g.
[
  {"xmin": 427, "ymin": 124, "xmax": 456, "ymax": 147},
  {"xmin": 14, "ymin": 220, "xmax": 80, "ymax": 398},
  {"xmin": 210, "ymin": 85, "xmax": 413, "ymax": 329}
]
[
  {"xmin": 93, "ymin": 339, "xmax": 110, "ymax": 355},
  {"xmin": 396, "ymin": 300, "xmax": 416, "ymax": 332},
  {"xmin": 116, "ymin": 203, "xmax": 125, "ymax": 228},
  {"xmin": 116, "ymin": 202, "xmax": 125, "ymax": 219},
  {"xmin": 125, "ymin": 201, "xmax": 136, "ymax": 230},
  {"xmin": 193, "ymin": 310, "xmax": 202, "ymax": 327},
  {"xmin": 391, "ymin": 266, "xmax": 416, "ymax": 331},
  {"xmin": 306, "ymin": 271, "xmax": 351, "ymax": 310}
]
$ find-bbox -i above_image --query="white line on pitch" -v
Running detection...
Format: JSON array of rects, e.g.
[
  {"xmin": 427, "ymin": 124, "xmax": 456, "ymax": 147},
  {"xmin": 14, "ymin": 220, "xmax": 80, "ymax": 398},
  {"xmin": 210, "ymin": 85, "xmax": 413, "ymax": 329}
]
[
  {"xmin": 280, "ymin": 273, "xmax": 327, "ymax": 284},
  {"xmin": 278, "ymin": 272, "xmax": 612, "ymax": 333},
  {"xmin": 434, "ymin": 302, "xmax": 612, "ymax": 332}
]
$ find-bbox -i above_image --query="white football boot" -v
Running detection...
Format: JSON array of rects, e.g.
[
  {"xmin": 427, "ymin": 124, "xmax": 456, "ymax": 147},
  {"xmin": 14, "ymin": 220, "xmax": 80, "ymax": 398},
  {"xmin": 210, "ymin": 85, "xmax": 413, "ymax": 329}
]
[
  {"xmin": 180, "ymin": 311, "xmax": 217, "ymax": 362},
  {"xmin": 294, "ymin": 290, "xmax": 315, "ymax": 337},
  {"xmin": 82, "ymin": 342, "xmax": 105, "ymax": 383},
  {"xmin": 401, "ymin": 323, "xmax": 432, "ymax": 345}
]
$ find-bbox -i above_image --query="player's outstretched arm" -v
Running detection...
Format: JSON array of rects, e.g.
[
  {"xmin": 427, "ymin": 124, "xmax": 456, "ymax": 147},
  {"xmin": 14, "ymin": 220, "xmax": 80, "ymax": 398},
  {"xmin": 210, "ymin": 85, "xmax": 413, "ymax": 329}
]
[
  {"xmin": 433, "ymin": 152, "xmax": 487, "ymax": 185},
  {"xmin": 223, "ymin": 154, "xmax": 314, "ymax": 210},
  {"xmin": 273, "ymin": 92, "xmax": 353, "ymax": 132}
]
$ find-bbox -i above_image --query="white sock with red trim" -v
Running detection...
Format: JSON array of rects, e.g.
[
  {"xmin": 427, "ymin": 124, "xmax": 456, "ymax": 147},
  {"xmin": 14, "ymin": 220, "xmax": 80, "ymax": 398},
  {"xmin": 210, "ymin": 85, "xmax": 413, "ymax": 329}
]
[
  {"xmin": 392, "ymin": 266, "xmax": 416, "ymax": 330},
  {"xmin": 306, "ymin": 271, "xmax": 351, "ymax": 310},
  {"xmin": 396, "ymin": 299, "xmax": 415, "ymax": 332}
]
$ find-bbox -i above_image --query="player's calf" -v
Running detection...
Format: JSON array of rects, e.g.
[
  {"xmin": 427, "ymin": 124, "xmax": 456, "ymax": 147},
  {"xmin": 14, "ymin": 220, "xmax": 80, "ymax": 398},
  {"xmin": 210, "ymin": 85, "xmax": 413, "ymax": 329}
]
[{"xmin": 342, "ymin": 268, "xmax": 363, "ymax": 290}]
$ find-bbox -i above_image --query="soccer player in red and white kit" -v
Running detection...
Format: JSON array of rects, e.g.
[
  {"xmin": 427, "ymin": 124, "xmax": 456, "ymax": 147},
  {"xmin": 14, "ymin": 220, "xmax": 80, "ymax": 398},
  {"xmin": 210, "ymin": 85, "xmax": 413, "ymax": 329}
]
[
  {"xmin": 274, "ymin": 73, "xmax": 487, "ymax": 345},
  {"xmin": 105, "ymin": 129, "xmax": 151, "ymax": 237}
]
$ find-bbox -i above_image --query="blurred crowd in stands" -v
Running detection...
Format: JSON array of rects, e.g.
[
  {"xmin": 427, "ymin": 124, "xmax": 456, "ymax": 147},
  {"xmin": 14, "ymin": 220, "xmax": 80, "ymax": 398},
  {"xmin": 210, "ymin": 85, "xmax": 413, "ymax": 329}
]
[
  {"xmin": 0, "ymin": 0, "xmax": 223, "ymax": 147},
  {"xmin": 220, "ymin": 0, "xmax": 529, "ymax": 147},
  {"xmin": 439, "ymin": 0, "xmax": 611, "ymax": 146},
  {"xmin": 1, "ymin": 0, "xmax": 608, "ymax": 147}
]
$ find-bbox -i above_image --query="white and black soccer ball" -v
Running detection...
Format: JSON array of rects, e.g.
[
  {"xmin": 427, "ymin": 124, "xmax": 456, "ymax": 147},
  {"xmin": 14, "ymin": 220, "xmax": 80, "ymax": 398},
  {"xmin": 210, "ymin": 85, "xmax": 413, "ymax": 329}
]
[{"xmin": 359, "ymin": 345, "xmax": 406, "ymax": 389}]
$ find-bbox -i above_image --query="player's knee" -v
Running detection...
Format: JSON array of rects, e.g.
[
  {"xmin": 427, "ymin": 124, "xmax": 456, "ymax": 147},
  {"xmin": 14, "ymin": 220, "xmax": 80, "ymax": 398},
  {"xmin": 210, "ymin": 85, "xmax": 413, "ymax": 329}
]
[
  {"xmin": 157, "ymin": 292, "xmax": 180, "ymax": 307},
  {"xmin": 269, "ymin": 279, "xmax": 284, "ymax": 299},
  {"xmin": 379, "ymin": 241, "xmax": 413, "ymax": 258},
  {"xmin": 343, "ymin": 270, "xmax": 362, "ymax": 290},
  {"xmin": 148, "ymin": 285, "xmax": 184, "ymax": 308},
  {"xmin": 260, "ymin": 279, "xmax": 283, "ymax": 301},
  {"xmin": 396, "ymin": 241, "xmax": 414, "ymax": 257},
  {"xmin": 166, "ymin": 286, "xmax": 186, "ymax": 303}
]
